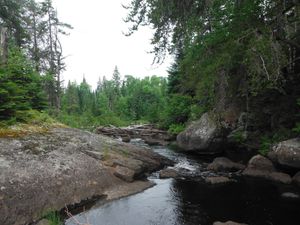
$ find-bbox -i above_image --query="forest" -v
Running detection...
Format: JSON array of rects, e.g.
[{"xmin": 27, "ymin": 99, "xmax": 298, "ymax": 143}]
[{"xmin": 0, "ymin": 0, "xmax": 299, "ymax": 144}]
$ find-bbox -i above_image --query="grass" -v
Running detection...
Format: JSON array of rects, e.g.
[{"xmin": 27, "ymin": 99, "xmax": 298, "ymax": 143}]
[{"xmin": 44, "ymin": 211, "xmax": 63, "ymax": 225}]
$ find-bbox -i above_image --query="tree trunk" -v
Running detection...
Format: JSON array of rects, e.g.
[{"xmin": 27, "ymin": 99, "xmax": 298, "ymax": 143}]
[{"xmin": 0, "ymin": 26, "xmax": 8, "ymax": 65}]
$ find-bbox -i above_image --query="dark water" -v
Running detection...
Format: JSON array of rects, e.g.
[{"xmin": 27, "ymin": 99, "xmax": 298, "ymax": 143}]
[{"xmin": 66, "ymin": 139, "xmax": 300, "ymax": 225}]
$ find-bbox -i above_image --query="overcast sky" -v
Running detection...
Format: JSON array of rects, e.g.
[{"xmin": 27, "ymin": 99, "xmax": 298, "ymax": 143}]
[{"xmin": 52, "ymin": 0, "xmax": 172, "ymax": 88}]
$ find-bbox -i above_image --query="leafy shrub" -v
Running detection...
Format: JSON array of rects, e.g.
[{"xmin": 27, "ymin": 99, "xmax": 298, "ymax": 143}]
[
  {"xmin": 168, "ymin": 124, "xmax": 185, "ymax": 135},
  {"xmin": 162, "ymin": 94, "xmax": 192, "ymax": 128},
  {"xmin": 259, "ymin": 136, "xmax": 272, "ymax": 156}
]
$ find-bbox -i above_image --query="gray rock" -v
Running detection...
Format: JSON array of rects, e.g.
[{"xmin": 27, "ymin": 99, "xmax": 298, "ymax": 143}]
[
  {"xmin": 36, "ymin": 219, "xmax": 50, "ymax": 225},
  {"xmin": 205, "ymin": 176, "xmax": 235, "ymax": 185},
  {"xmin": 121, "ymin": 136, "xmax": 131, "ymax": 143},
  {"xmin": 281, "ymin": 192, "xmax": 300, "ymax": 199},
  {"xmin": 247, "ymin": 155, "xmax": 275, "ymax": 171},
  {"xmin": 268, "ymin": 138, "xmax": 300, "ymax": 169},
  {"xmin": 176, "ymin": 113, "xmax": 225, "ymax": 153},
  {"xmin": 114, "ymin": 166, "xmax": 135, "ymax": 182},
  {"xmin": 213, "ymin": 221, "xmax": 248, "ymax": 225},
  {"xmin": 293, "ymin": 171, "xmax": 300, "ymax": 186},
  {"xmin": 0, "ymin": 128, "xmax": 170, "ymax": 225},
  {"xmin": 207, "ymin": 157, "xmax": 245, "ymax": 172},
  {"xmin": 243, "ymin": 155, "xmax": 291, "ymax": 184},
  {"xmin": 269, "ymin": 172, "xmax": 292, "ymax": 184},
  {"xmin": 159, "ymin": 168, "xmax": 179, "ymax": 179}
]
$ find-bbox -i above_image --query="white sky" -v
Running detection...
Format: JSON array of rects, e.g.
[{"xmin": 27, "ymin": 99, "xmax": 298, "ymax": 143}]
[{"xmin": 52, "ymin": 0, "xmax": 172, "ymax": 88}]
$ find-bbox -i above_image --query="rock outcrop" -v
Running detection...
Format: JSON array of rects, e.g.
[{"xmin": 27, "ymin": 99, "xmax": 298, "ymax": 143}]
[
  {"xmin": 207, "ymin": 157, "xmax": 245, "ymax": 172},
  {"xmin": 176, "ymin": 113, "xmax": 226, "ymax": 154},
  {"xmin": 0, "ymin": 128, "xmax": 171, "ymax": 225},
  {"xmin": 243, "ymin": 155, "xmax": 292, "ymax": 184},
  {"xmin": 268, "ymin": 138, "xmax": 300, "ymax": 169}
]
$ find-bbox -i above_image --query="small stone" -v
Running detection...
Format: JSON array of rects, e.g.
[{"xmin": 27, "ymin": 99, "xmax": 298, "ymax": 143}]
[
  {"xmin": 0, "ymin": 186, "xmax": 6, "ymax": 191},
  {"xmin": 121, "ymin": 136, "xmax": 131, "ymax": 143},
  {"xmin": 207, "ymin": 157, "xmax": 245, "ymax": 172},
  {"xmin": 281, "ymin": 192, "xmax": 300, "ymax": 199},
  {"xmin": 205, "ymin": 176, "xmax": 235, "ymax": 185},
  {"xmin": 159, "ymin": 168, "xmax": 179, "ymax": 179}
]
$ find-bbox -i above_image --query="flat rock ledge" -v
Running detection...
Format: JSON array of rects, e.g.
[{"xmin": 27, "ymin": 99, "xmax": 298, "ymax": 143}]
[{"xmin": 0, "ymin": 128, "xmax": 171, "ymax": 225}]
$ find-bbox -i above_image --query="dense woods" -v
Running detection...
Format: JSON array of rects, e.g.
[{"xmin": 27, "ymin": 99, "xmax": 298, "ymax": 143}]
[{"xmin": 125, "ymin": 0, "xmax": 300, "ymax": 146}]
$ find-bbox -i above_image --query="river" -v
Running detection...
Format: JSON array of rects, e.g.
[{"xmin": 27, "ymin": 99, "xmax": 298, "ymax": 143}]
[{"xmin": 65, "ymin": 139, "xmax": 300, "ymax": 225}]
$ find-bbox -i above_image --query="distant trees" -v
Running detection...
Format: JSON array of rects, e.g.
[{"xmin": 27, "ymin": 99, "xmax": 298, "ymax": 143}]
[{"xmin": 59, "ymin": 68, "xmax": 168, "ymax": 127}]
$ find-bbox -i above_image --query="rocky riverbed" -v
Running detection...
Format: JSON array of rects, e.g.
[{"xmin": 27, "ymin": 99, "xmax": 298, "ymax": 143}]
[{"xmin": 0, "ymin": 128, "xmax": 172, "ymax": 225}]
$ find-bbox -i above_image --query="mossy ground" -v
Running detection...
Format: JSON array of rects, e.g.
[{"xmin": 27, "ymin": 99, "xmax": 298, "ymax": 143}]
[{"xmin": 0, "ymin": 110, "xmax": 67, "ymax": 138}]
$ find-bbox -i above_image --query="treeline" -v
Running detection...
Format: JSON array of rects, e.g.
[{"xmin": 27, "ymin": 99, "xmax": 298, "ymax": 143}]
[
  {"xmin": 0, "ymin": 0, "xmax": 71, "ymax": 123},
  {"xmin": 59, "ymin": 66, "xmax": 185, "ymax": 131}
]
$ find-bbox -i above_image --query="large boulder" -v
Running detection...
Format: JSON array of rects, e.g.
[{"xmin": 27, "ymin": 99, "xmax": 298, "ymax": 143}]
[
  {"xmin": 0, "ymin": 128, "xmax": 171, "ymax": 225},
  {"xmin": 268, "ymin": 138, "xmax": 300, "ymax": 169},
  {"xmin": 177, "ymin": 113, "xmax": 225, "ymax": 153},
  {"xmin": 207, "ymin": 157, "xmax": 245, "ymax": 172},
  {"xmin": 243, "ymin": 155, "xmax": 291, "ymax": 184}
]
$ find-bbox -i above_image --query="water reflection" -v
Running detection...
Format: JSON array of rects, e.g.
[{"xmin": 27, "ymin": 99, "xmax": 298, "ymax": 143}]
[{"xmin": 66, "ymin": 179, "xmax": 180, "ymax": 225}]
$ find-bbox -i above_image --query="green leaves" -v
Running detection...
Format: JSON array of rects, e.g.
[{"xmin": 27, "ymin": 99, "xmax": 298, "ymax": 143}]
[{"xmin": 0, "ymin": 47, "xmax": 47, "ymax": 120}]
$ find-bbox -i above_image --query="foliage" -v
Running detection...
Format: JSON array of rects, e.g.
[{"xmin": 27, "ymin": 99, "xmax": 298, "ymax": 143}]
[
  {"xmin": 168, "ymin": 124, "xmax": 185, "ymax": 135},
  {"xmin": 0, "ymin": 47, "xmax": 47, "ymax": 121},
  {"xmin": 258, "ymin": 136, "xmax": 273, "ymax": 156},
  {"xmin": 293, "ymin": 123, "xmax": 300, "ymax": 135},
  {"xmin": 59, "ymin": 73, "xmax": 168, "ymax": 129},
  {"xmin": 293, "ymin": 99, "xmax": 300, "ymax": 135},
  {"xmin": 231, "ymin": 130, "xmax": 247, "ymax": 144},
  {"xmin": 125, "ymin": 0, "xmax": 300, "ymax": 134},
  {"xmin": 259, "ymin": 129, "xmax": 293, "ymax": 156},
  {"xmin": 162, "ymin": 94, "xmax": 192, "ymax": 128},
  {"xmin": 44, "ymin": 211, "xmax": 62, "ymax": 225}
]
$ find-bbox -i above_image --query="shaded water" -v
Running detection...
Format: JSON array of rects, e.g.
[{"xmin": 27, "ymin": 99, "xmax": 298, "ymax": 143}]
[{"xmin": 66, "ymin": 139, "xmax": 300, "ymax": 225}]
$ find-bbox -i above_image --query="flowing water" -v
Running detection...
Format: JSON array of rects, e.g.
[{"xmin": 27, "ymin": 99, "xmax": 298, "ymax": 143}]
[{"xmin": 65, "ymin": 139, "xmax": 300, "ymax": 225}]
